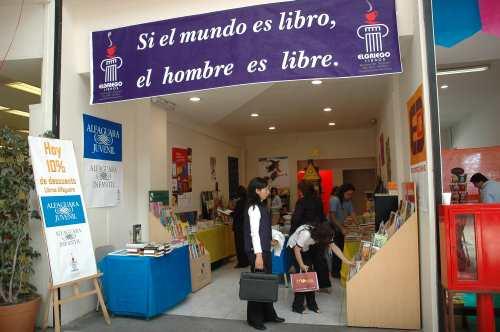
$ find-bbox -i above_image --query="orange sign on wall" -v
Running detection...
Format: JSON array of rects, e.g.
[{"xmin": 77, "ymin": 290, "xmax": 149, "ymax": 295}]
[{"xmin": 407, "ymin": 85, "xmax": 427, "ymax": 166}]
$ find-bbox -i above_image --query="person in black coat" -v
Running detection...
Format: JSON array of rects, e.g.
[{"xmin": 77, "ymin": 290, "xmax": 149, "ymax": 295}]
[
  {"xmin": 243, "ymin": 177, "xmax": 285, "ymax": 330},
  {"xmin": 290, "ymin": 181, "xmax": 331, "ymax": 290},
  {"xmin": 232, "ymin": 185, "xmax": 249, "ymax": 268}
]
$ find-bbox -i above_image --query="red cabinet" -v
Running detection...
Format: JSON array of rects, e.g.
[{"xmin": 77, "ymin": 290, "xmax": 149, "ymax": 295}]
[{"xmin": 440, "ymin": 204, "xmax": 500, "ymax": 292}]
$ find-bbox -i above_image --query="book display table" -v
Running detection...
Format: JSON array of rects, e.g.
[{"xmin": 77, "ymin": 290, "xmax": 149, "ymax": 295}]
[
  {"xmin": 196, "ymin": 224, "xmax": 235, "ymax": 263},
  {"xmin": 99, "ymin": 245, "xmax": 191, "ymax": 319}
]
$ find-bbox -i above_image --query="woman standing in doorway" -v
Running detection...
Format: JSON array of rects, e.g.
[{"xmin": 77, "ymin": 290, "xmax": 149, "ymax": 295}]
[
  {"xmin": 244, "ymin": 177, "xmax": 285, "ymax": 330},
  {"xmin": 232, "ymin": 185, "xmax": 249, "ymax": 268},
  {"xmin": 329, "ymin": 183, "xmax": 356, "ymax": 278}
]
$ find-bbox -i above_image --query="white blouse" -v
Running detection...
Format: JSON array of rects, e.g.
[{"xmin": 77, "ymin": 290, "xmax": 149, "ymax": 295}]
[{"xmin": 248, "ymin": 205, "xmax": 262, "ymax": 254}]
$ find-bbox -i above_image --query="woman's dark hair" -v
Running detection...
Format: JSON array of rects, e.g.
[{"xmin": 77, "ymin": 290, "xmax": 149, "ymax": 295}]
[
  {"xmin": 236, "ymin": 185, "xmax": 247, "ymax": 199},
  {"xmin": 298, "ymin": 181, "xmax": 315, "ymax": 199},
  {"xmin": 331, "ymin": 186, "xmax": 340, "ymax": 197},
  {"xmin": 310, "ymin": 223, "xmax": 334, "ymax": 246},
  {"xmin": 271, "ymin": 187, "xmax": 278, "ymax": 196},
  {"xmin": 338, "ymin": 183, "xmax": 356, "ymax": 204},
  {"xmin": 470, "ymin": 172, "xmax": 488, "ymax": 184},
  {"xmin": 247, "ymin": 177, "xmax": 269, "ymax": 207}
]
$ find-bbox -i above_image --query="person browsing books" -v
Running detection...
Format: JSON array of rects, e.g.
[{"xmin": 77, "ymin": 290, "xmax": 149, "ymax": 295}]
[
  {"xmin": 232, "ymin": 185, "xmax": 249, "ymax": 268},
  {"xmin": 243, "ymin": 177, "xmax": 285, "ymax": 330},
  {"xmin": 288, "ymin": 223, "xmax": 354, "ymax": 314},
  {"xmin": 470, "ymin": 172, "xmax": 500, "ymax": 203},
  {"xmin": 329, "ymin": 183, "xmax": 356, "ymax": 278}
]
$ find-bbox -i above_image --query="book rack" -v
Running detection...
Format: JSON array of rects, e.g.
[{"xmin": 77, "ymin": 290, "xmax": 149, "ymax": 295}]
[{"xmin": 346, "ymin": 212, "xmax": 421, "ymax": 329}]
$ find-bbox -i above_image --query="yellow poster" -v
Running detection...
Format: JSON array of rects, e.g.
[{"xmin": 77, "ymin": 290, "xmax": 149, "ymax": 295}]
[{"xmin": 407, "ymin": 85, "xmax": 426, "ymax": 166}]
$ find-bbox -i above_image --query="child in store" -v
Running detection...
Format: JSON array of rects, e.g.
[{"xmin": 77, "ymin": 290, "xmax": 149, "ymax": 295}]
[{"xmin": 288, "ymin": 222, "xmax": 354, "ymax": 314}]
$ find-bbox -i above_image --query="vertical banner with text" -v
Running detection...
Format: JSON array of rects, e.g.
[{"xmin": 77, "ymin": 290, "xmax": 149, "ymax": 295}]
[
  {"xmin": 29, "ymin": 137, "xmax": 97, "ymax": 286},
  {"xmin": 83, "ymin": 114, "xmax": 123, "ymax": 208}
]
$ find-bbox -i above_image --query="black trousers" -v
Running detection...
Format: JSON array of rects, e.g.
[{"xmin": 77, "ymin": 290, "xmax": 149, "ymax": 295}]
[
  {"xmin": 331, "ymin": 231, "xmax": 345, "ymax": 277},
  {"xmin": 234, "ymin": 227, "xmax": 249, "ymax": 267},
  {"xmin": 292, "ymin": 249, "xmax": 318, "ymax": 311},
  {"xmin": 247, "ymin": 251, "xmax": 278, "ymax": 325},
  {"xmin": 310, "ymin": 245, "xmax": 331, "ymax": 288}
]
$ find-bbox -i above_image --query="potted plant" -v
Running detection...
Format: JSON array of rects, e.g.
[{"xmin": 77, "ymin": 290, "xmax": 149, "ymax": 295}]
[{"xmin": 0, "ymin": 127, "xmax": 41, "ymax": 331}]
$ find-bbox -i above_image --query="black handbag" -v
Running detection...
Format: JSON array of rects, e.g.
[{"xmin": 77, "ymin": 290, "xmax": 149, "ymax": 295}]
[{"xmin": 239, "ymin": 272, "xmax": 279, "ymax": 302}]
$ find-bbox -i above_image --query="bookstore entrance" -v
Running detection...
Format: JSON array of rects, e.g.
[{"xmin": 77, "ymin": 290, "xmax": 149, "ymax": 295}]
[{"xmin": 38, "ymin": 0, "xmax": 439, "ymax": 330}]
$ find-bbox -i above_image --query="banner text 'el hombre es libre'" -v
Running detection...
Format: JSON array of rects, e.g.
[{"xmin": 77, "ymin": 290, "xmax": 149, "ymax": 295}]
[{"xmin": 91, "ymin": 0, "xmax": 401, "ymax": 104}]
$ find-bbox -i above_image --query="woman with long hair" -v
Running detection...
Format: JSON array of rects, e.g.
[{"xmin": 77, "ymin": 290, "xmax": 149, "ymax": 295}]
[
  {"xmin": 243, "ymin": 177, "xmax": 285, "ymax": 330},
  {"xmin": 290, "ymin": 181, "xmax": 331, "ymax": 291},
  {"xmin": 329, "ymin": 183, "xmax": 356, "ymax": 278},
  {"xmin": 288, "ymin": 222, "xmax": 353, "ymax": 314}
]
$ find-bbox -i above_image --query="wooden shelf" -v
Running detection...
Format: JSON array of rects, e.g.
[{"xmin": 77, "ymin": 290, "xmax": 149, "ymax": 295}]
[{"xmin": 346, "ymin": 213, "xmax": 421, "ymax": 330}]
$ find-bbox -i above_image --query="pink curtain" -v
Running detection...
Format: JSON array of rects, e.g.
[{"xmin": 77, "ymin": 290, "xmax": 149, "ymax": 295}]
[{"xmin": 479, "ymin": 0, "xmax": 500, "ymax": 37}]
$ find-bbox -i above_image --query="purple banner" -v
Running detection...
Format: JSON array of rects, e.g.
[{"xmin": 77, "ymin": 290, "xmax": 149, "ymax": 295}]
[{"xmin": 90, "ymin": 0, "xmax": 401, "ymax": 104}]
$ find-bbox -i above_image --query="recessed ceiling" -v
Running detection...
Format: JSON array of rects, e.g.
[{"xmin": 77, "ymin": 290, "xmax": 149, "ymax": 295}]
[
  {"xmin": 438, "ymin": 59, "xmax": 500, "ymax": 128},
  {"xmin": 0, "ymin": 58, "xmax": 42, "ymax": 131},
  {"xmin": 162, "ymin": 75, "xmax": 390, "ymax": 136},
  {"xmin": 436, "ymin": 32, "xmax": 500, "ymax": 129}
]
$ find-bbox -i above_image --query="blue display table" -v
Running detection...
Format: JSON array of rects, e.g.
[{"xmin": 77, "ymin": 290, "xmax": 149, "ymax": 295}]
[{"xmin": 99, "ymin": 245, "xmax": 191, "ymax": 319}]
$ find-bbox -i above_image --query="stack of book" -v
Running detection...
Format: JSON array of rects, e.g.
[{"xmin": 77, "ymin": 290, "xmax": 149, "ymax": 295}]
[
  {"xmin": 359, "ymin": 212, "xmax": 376, "ymax": 241},
  {"xmin": 126, "ymin": 243, "xmax": 146, "ymax": 256},
  {"xmin": 143, "ymin": 244, "xmax": 166, "ymax": 257},
  {"xmin": 344, "ymin": 219, "xmax": 361, "ymax": 242},
  {"xmin": 125, "ymin": 242, "xmax": 174, "ymax": 257}
]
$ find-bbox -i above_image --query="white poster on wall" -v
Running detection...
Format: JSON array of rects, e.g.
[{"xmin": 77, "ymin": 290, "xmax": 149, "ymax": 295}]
[
  {"xmin": 83, "ymin": 159, "xmax": 123, "ymax": 208},
  {"xmin": 258, "ymin": 157, "xmax": 290, "ymax": 189},
  {"xmin": 29, "ymin": 137, "xmax": 97, "ymax": 286},
  {"xmin": 82, "ymin": 114, "xmax": 123, "ymax": 207}
]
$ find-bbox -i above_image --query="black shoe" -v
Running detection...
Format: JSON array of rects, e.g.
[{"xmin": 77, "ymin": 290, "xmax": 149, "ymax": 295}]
[
  {"xmin": 308, "ymin": 307, "xmax": 320, "ymax": 313},
  {"xmin": 235, "ymin": 264, "xmax": 249, "ymax": 268},
  {"xmin": 248, "ymin": 322, "xmax": 267, "ymax": 330},
  {"xmin": 270, "ymin": 317, "xmax": 285, "ymax": 323},
  {"xmin": 292, "ymin": 307, "xmax": 304, "ymax": 314}
]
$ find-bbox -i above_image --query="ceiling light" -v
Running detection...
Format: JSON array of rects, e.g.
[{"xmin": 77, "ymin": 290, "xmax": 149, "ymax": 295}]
[
  {"xmin": 5, "ymin": 82, "xmax": 41, "ymax": 96},
  {"xmin": 4, "ymin": 109, "xmax": 29, "ymax": 118},
  {"xmin": 268, "ymin": 126, "xmax": 276, "ymax": 130},
  {"xmin": 189, "ymin": 96, "xmax": 201, "ymax": 102},
  {"xmin": 311, "ymin": 80, "xmax": 323, "ymax": 85},
  {"xmin": 440, "ymin": 84, "xmax": 449, "ymax": 89},
  {"xmin": 0, "ymin": 105, "xmax": 9, "ymax": 111},
  {"xmin": 250, "ymin": 113, "xmax": 259, "ymax": 117},
  {"xmin": 17, "ymin": 129, "xmax": 29, "ymax": 134},
  {"xmin": 437, "ymin": 65, "xmax": 489, "ymax": 76},
  {"xmin": 323, "ymin": 107, "xmax": 332, "ymax": 112},
  {"xmin": 328, "ymin": 122, "xmax": 336, "ymax": 126}
]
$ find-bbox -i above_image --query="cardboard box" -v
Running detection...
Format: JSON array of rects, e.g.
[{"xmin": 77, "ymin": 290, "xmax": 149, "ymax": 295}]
[{"xmin": 190, "ymin": 252, "xmax": 212, "ymax": 292}]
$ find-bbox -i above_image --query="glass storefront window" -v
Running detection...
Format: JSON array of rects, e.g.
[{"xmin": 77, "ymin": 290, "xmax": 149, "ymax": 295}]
[{"xmin": 455, "ymin": 214, "xmax": 478, "ymax": 281}]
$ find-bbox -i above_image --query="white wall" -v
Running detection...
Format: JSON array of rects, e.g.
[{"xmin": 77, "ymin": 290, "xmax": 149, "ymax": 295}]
[
  {"xmin": 451, "ymin": 108, "xmax": 500, "ymax": 148},
  {"xmin": 245, "ymin": 128, "xmax": 377, "ymax": 204},
  {"xmin": 0, "ymin": 3, "xmax": 44, "ymax": 60},
  {"xmin": 374, "ymin": 1, "xmax": 439, "ymax": 330},
  {"xmin": 166, "ymin": 110, "xmax": 245, "ymax": 213}
]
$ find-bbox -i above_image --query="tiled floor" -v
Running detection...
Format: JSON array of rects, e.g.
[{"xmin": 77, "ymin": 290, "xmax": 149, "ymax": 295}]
[{"xmin": 168, "ymin": 260, "xmax": 347, "ymax": 326}]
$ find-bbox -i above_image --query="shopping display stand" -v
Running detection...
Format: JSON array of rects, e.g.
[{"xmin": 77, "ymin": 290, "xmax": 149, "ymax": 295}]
[
  {"xmin": 346, "ymin": 212, "xmax": 421, "ymax": 329},
  {"xmin": 39, "ymin": 227, "xmax": 111, "ymax": 332},
  {"xmin": 41, "ymin": 274, "xmax": 110, "ymax": 332}
]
